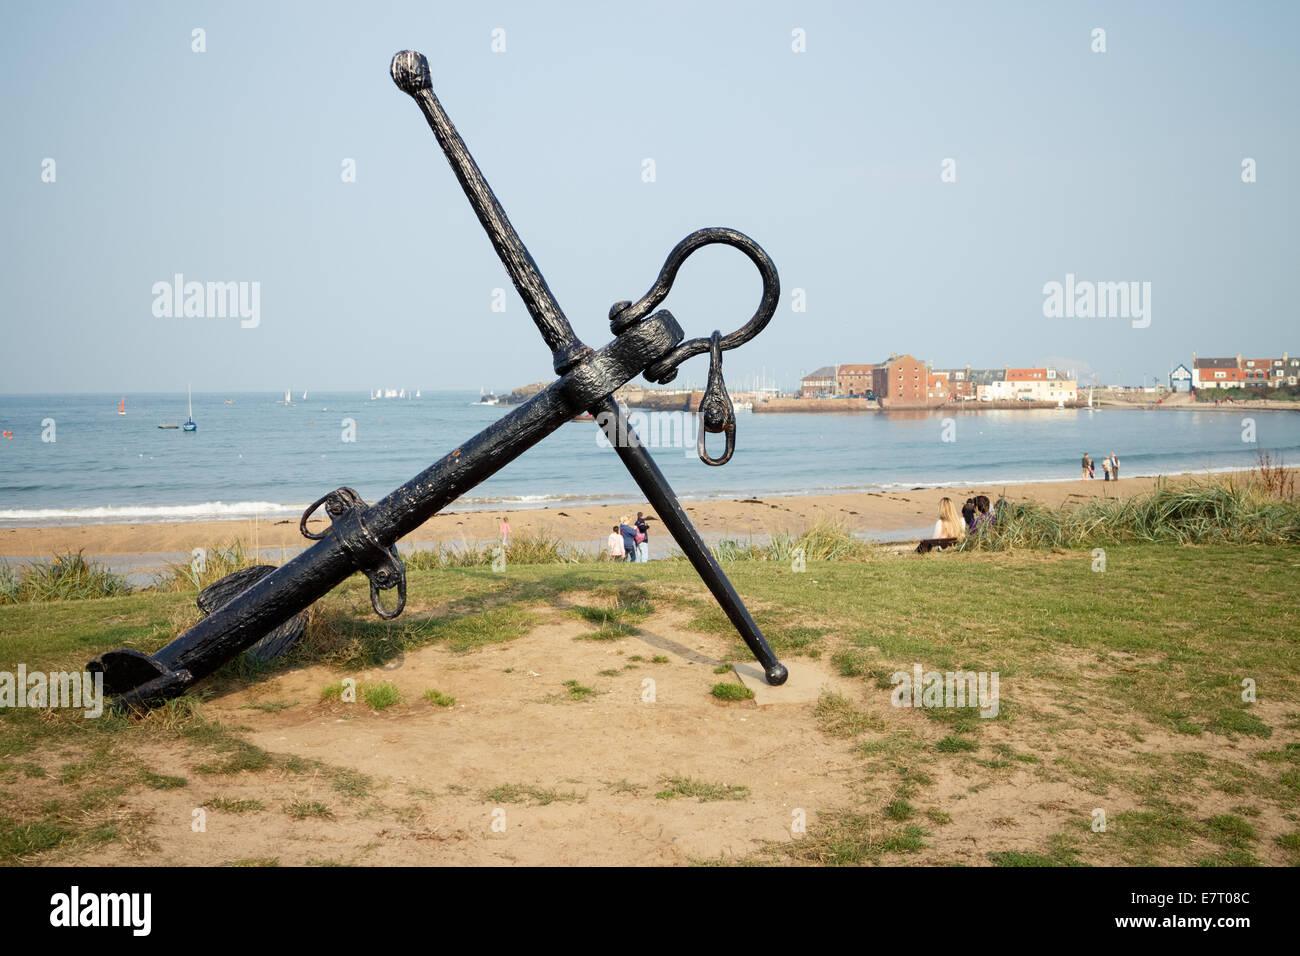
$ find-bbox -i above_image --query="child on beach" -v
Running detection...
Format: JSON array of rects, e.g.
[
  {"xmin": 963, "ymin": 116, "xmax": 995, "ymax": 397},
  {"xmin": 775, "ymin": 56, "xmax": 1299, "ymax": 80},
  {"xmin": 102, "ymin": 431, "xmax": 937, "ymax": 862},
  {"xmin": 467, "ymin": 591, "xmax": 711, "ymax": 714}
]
[
  {"xmin": 1081, "ymin": 453, "xmax": 1090, "ymax": 480},
  {"xmin": 607, "ymin": 525, "xmax": 623, "ymax": 560},
  {"xmin": 635, "ymin": 512, "xmax": 649, "ymax": 562},
  {"xmin": 1103, "ymin": 457, "xmax": 1111, "ymax": 481},
  {"xmin": 499, "ymin": 517, "xmax": 510, "ymax": 546}
]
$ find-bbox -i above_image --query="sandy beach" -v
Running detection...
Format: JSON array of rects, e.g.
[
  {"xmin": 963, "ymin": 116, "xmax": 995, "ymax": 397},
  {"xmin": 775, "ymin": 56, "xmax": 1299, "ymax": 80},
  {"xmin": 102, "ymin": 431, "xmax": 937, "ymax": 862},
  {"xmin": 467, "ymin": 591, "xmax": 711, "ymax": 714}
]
[{"xmin": 0, "ymin": 471, "xmax": 1244, "ymax": 562}]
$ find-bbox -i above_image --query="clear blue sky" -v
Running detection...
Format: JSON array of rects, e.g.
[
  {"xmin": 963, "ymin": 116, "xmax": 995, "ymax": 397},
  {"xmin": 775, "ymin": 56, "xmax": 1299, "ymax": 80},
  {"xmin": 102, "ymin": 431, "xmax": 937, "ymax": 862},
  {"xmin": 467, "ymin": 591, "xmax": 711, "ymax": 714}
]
[{"xmin": 2, "ymin": 0, "xmax": 1296, "ymax": 394}]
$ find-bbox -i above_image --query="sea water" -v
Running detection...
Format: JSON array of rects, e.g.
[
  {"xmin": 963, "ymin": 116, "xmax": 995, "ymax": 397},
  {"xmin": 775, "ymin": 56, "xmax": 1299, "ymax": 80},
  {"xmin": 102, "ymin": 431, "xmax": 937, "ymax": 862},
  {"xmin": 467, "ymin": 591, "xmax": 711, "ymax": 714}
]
[{"xmin": 0, "ymin": 391, "xmax": 1296, "ymax": 527}]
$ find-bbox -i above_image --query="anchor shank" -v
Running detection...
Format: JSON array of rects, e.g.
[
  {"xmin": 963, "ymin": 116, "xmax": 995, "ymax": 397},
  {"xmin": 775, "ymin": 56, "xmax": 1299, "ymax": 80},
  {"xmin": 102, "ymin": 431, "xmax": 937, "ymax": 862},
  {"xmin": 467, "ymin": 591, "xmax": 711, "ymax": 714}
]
[
  {"xmin": 596, "ymin": 397, "xmax": 787, "ymax": 685},
  {"xmin": 391, "ymin": 51, "xmax": 591, "ymax": 375}
]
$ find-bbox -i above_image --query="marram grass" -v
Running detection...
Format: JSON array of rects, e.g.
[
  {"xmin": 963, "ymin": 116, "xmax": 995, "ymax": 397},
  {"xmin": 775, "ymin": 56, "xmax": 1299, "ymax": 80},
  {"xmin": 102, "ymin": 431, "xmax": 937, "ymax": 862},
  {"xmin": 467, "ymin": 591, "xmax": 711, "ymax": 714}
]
[{"xmin": 963, "ymin": 478, "xmax": 1300, "ymax": 552}]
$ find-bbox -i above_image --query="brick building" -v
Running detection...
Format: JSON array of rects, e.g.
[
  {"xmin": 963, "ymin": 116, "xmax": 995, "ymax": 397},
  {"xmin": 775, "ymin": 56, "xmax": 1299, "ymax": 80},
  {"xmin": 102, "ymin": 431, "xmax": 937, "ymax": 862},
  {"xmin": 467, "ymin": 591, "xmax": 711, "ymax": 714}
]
[
  {"xmin": 799, "ymin": 366, "xmax": 837, "ymax": 398},
  {"xmin": 836, "ymin": 364, "xmax": 877, "ymax": 397},
  {"xmin": 876, "ymin": 353, "xmax": 937, "ymax": 408}
]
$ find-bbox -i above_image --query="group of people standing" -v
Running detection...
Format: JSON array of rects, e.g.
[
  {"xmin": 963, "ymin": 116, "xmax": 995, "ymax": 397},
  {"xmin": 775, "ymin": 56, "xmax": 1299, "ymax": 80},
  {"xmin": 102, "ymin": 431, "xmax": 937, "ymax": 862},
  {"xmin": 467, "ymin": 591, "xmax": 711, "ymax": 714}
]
[
  {"xmin": 1080, "ymin": 452, "xmax": 1121, "ymax": 481},
  {"xmin": 607, "ymin": 512, "xmax": 651, "ymax": 562}
]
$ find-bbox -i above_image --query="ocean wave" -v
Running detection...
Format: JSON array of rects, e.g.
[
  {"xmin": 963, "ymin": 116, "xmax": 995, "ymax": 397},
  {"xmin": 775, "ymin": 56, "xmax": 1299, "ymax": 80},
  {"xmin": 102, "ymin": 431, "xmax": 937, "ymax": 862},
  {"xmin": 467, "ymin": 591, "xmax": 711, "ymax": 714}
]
[
  {"xmin": 0, "ymin": 501, "xmax": 304, "ymax": 526},
  {"xmin": 0, "ymin": 462, "xmax": 1280, "ymax": 527}
]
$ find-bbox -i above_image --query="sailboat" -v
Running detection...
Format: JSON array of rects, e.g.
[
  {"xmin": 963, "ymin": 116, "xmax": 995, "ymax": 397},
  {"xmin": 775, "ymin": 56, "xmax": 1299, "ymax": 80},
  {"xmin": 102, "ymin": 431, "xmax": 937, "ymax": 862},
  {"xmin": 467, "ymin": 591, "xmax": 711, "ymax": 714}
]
[
  {"xmin": 415, "ymin": 389, "xmax": 420, "ymax": 398},
  {"xmin": 183, "ymin": 385, "xmax": 197, "ymax": 431},
  {"xmin": 302, "ymin": 390, "xmax": 308, "ymax": 401},
  {"xmin": 117, "ymin": 397, "xmax": 126, "ymax": 416}
]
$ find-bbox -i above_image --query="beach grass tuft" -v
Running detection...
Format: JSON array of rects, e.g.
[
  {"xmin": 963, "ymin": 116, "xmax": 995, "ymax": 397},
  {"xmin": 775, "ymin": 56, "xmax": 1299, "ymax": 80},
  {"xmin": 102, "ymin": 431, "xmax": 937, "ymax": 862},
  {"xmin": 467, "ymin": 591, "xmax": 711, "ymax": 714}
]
[
  {"xmin": 964, "ymin": 471, "xmax": 1300, "ymax": 551},
  {"xmin": 0, "ymin": 551, "xmax": 130, "ymax": 605}
]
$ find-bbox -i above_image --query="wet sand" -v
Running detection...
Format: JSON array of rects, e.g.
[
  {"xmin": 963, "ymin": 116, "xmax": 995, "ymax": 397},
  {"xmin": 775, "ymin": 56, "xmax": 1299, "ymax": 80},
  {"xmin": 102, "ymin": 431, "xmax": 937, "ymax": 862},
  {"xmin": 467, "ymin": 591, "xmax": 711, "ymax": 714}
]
[{"xmin": 0, "ymin": 471, "xmax": 1241, "ymax": 561}]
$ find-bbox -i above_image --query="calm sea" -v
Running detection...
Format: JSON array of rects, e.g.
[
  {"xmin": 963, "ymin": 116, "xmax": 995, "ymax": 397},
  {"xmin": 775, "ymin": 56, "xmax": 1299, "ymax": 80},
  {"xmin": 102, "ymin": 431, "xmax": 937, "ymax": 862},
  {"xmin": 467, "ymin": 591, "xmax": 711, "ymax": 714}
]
[{"xmin": 1, "ymin": 391, "xmax": 1297, "ymax": 527}]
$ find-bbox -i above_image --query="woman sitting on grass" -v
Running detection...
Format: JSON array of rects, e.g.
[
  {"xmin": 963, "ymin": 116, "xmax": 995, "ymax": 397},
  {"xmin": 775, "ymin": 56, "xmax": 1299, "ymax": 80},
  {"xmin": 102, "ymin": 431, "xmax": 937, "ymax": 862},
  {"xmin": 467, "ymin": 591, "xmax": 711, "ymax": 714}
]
[
  {"xmin": 972, "ymin": 495, "xmax": 994, "ymax": 532},
  {"xmin": 931, "ymin": 497, "xmax": 967, "ymax": 544}
]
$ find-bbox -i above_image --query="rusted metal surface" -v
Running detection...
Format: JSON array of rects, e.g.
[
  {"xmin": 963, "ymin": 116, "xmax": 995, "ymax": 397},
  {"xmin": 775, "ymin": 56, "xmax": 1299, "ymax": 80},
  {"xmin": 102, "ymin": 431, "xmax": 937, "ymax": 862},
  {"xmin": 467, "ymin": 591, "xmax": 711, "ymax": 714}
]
[{"xmin": 88, "ymin": 50, "xmax": 787, "ymax": 708}]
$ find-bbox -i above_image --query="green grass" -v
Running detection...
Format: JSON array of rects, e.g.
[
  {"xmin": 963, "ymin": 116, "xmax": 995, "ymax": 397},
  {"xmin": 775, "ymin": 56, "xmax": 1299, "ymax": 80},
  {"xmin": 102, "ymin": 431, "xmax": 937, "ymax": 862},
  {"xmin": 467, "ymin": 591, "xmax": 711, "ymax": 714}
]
[
  {"xmin": 208, "ymin": 796, "xmax": 265, "ymax": 813},
  {"xmin": 570, "ymin": 587, "xmax": 654, "ymax": 640},
  {"xmin": 711, "ymin": 682, "xmax": 755, "ymax": 702},
  {"xmin": 814, "ymin": 692, "xmax": 880, "ymax": 737},
  {"xmin": 2, "ymin": 533, "xmax": 1298, "ymax": 866},
  {"xmin": 361, "ymin": 682, "xmax": 402, "ymax": 710},
  {"xmin": 965, "ymin": 478, "xmax": 1300, "ymax": 551},
  {"xmin": 562, "ymin": 680, "xmax": 597, "ymax": 702},
  {"xmin": 423, "ymin": 689, "xmax": 456, "ymax": 708},
  {"xmin": 155, "ymin": 541, "xmax": 260, "ymax": 592},
  {"xmin": 654, "ymin": 776, "xmax": 749, "ymax": 802},
  {"xmin": 480, "ymin": 783, "xmax": 586, "ymax": 806},
  {"xmin": 0, "ymin": 551, "xmax": 129, "ymax": 604},
  {"xmin": 284, "ymin": 800, "xmax": 333, "ymax": 820}
]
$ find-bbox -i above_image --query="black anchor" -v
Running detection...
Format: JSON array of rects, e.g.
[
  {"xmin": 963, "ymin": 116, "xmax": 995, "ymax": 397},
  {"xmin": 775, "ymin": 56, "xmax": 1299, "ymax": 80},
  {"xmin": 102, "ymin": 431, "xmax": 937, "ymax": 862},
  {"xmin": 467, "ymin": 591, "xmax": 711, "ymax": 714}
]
[{"xmin": 88, "ymin": 50, "xmax": 788, "ymax": 709}]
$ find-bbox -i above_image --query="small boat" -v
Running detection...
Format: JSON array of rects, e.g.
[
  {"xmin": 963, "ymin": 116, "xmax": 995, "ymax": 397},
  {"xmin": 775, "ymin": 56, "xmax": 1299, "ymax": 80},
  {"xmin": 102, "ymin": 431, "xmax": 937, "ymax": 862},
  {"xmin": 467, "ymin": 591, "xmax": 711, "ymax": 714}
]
[
  {"xmin": 278, "ymin": 388, "xmax": 293, "ymax": 405},
  {"xmin": 571, "ymin": 411, "xmax": 595, "ymax": 423},
  {"xmin": 415, "ymin": 389, "xmax": 421, "ymax": 398},
  {"xmin": 117, "ymin": 397, "xmax": 126, "ymax": 416},
  {"xmin": 302, "ymin": 390, "xmax": 308, "ymax": 401},
  {"xmin": 183, "ymin": 385, "xmax": 197, "ymax": 432},
  {"xmin": 473, "ymin": 387, "xmax": 500, "ymax": 406},
  {"xmin": 157, "ymin": 422, "xmax": 178, "ymax": 429}
]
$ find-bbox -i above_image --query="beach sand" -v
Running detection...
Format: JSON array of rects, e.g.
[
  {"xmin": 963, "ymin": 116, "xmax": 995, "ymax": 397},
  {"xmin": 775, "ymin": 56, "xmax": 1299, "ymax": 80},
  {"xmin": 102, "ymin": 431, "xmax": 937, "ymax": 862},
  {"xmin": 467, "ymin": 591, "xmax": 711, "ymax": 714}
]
[{"xmin": 0, "ymin": 471, "xmax": 1238, "ymax": 560}]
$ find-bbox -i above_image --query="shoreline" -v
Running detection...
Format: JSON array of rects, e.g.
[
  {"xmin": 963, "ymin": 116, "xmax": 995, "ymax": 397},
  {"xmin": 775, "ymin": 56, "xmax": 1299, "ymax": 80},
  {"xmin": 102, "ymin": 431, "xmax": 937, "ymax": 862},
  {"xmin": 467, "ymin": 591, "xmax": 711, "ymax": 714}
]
[{"xmin": 0, "ymin": 470, "xmax": 1260, "ymax": 564}]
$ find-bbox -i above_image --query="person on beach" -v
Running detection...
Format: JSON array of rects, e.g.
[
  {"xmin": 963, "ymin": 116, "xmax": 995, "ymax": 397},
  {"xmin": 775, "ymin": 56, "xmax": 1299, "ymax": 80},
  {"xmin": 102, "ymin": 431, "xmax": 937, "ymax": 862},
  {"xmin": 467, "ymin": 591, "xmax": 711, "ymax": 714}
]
[
  {"xmin": 607, "ymin": 525, "xmax": 624, "ymax": 561},
  {"xmin": 931, "ymin": 497, "xmax": 967, "ymax": 543},
  {"xmin": 635, "ymin": 512, "xmax": 649, "ymax": 562},
  {"xmin": 499, "ymin": 517, "xmax": 510, "ymax": 546},
  {"xmin": 1088, "ymin": 456, "xmax": 1096, "ymax": 479},
  {"xmin": 619, "ymin": 515, "xmax": 637, "ymax": 562},
  {"xmin": 1081, "ymin": 453, "xmax": 1090, "ymax": 480},
  {"xmin": 961, "ymin": 498, "xmax": 976, "ymax": 531},
  {"xmin": 1111, "ymin": 453, "xmax": 1120, "ymax": 481},
  {"xmin": 1102, "ymin": 456, "xmax": 1111, "ymax": 481}
]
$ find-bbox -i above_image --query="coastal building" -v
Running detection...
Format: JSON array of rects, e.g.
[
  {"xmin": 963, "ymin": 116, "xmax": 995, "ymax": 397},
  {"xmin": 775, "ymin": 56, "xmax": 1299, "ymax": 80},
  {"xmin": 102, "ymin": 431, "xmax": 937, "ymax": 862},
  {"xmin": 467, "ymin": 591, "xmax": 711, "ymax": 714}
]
[
  {"xmin": 983, "ymin": 367, "xmax": 1077, "ymax": 403},
  {"xmin": 836, "ymin": 364, "xmax": 877, "ymax": 397},
  {"xmin": 1190, "ymin": 352, "xmax": 1297, "ymax": 390},
  {"xmin": 799, "ymin": 366, "xmax": 838, "ymax": 398},
  {"xmin": 875, "ymin": 353, "xmax": 938, "ymax": 408},
  {"xmin": 1170, "ymin": 364, "xmax": 1192, "ymax": 392},
  {"xmin": 1192, "ymin": 354, "xmax": 1243, "ymax": 388},
  {"xmin": 1242, "ymin": 357, "xmax": 1277, "ymax": 389},
  {"xmin": 969, "ymin": 368, "xmax": 1007, "ymax": 401},
  {"xmin": 1284, "ymin": 354, "xmax": 1300, "ymax": 387},
  {"xmin": 934, "ymin": 367, "xmax": 973, "ymax": 399}
]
